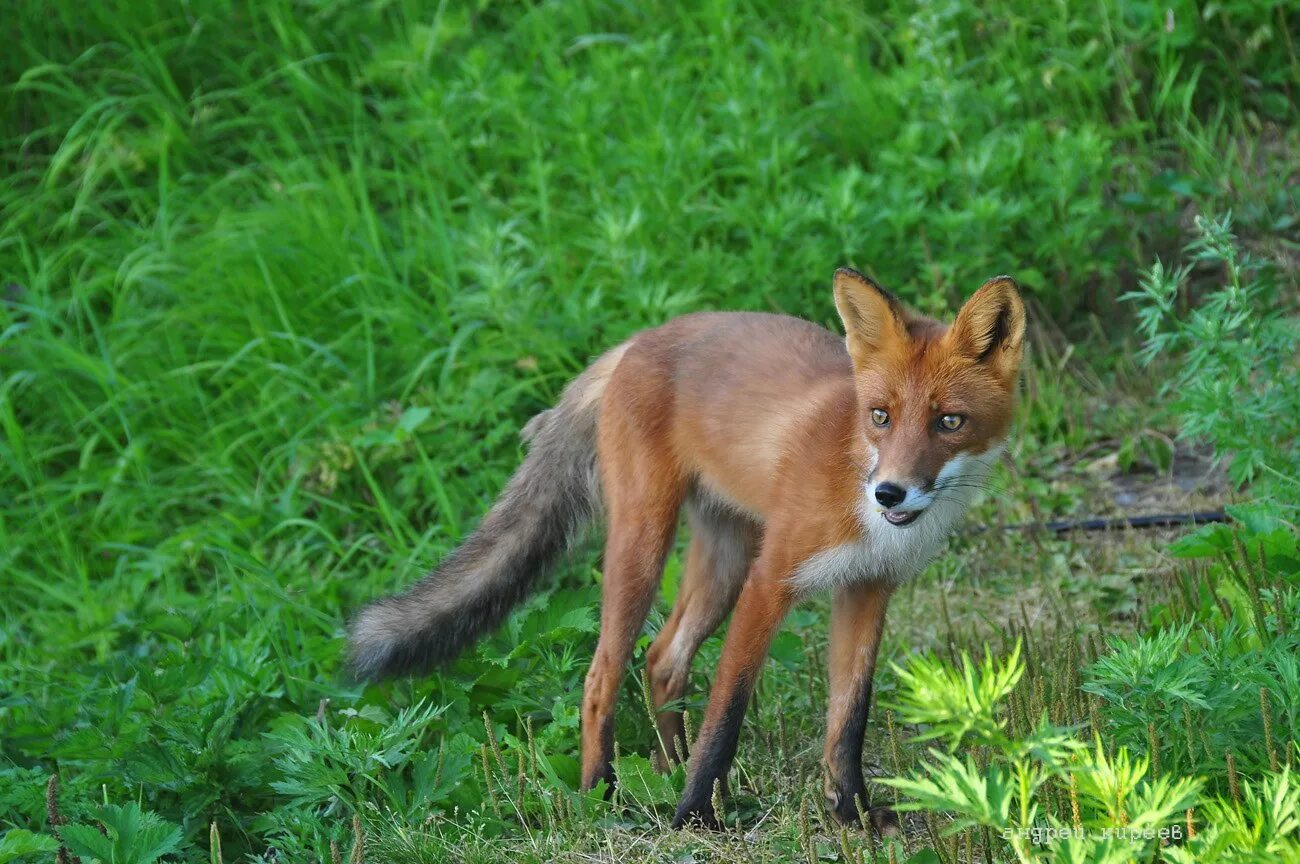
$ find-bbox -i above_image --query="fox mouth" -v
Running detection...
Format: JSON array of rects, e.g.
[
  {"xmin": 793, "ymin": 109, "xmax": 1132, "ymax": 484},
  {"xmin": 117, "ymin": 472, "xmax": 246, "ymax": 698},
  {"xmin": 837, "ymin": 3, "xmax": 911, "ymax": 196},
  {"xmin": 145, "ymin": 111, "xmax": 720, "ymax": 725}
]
[{"xmin": 882, "ymin": 508, "xmax": 922, "ymax": 527}]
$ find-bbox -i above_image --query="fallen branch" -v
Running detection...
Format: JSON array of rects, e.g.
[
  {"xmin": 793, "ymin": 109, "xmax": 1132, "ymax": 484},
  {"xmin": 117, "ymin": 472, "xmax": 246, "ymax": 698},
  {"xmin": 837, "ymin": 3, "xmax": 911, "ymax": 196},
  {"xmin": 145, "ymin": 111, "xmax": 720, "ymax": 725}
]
[{"xmin": 992, "ymin": 510, "xmax": 1228, "ymax": 535}]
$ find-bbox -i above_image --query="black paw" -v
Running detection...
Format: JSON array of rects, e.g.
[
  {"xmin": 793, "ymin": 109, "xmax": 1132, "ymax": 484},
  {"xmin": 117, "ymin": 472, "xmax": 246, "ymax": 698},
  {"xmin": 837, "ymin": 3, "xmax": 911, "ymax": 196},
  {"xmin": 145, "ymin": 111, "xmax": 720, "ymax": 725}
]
[
  {"xmin": 671, "ymin": 800, "xmax": 720, "ymax": 830},
  {"xmin": 867, "ymin": 804, "xmax": 902, "ymax": 837},
  {"xmin": 828, "ymin": 790, "xmax": 902, "ymax": 838},
  {"xmin": 580, "ymin": 765, "xmax": 616, "ymax": 800}
]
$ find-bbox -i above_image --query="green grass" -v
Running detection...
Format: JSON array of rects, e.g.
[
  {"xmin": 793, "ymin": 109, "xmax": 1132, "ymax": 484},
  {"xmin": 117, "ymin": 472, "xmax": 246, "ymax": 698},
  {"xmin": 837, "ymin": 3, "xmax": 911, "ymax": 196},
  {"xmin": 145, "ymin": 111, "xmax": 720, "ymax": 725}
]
[{"xmin": 2, "ymin": 1, "xmax": 1297, "ymax": 862}]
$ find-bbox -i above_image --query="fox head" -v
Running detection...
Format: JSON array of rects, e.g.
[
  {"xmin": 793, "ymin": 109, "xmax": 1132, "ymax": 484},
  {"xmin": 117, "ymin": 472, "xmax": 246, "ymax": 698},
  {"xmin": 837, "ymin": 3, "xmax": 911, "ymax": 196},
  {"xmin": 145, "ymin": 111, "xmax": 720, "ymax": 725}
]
[{"xmin": 832, "ymin": 267, "xmax": 1026, "ymax": 529}]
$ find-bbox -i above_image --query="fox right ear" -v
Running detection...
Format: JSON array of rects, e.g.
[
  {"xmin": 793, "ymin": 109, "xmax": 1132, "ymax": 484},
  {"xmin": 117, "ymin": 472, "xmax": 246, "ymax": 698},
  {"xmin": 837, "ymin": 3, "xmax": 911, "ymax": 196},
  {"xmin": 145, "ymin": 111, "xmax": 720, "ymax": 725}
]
[{"xmin": 833, "ymin": 268, "xmax": 907, "ymax": 363}]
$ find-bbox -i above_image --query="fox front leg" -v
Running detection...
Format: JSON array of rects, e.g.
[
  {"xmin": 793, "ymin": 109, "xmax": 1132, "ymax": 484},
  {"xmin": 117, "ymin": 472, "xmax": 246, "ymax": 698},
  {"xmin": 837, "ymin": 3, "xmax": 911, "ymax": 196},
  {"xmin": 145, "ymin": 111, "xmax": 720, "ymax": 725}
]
[{"xmin": 823, "ymin": 580, "xmax": 901, "ymax": 836}]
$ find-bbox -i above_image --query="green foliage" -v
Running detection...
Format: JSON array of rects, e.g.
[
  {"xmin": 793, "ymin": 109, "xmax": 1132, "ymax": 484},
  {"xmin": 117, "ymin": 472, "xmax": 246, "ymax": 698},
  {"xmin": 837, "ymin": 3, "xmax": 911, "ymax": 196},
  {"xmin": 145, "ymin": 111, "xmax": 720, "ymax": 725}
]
[
  {"xmin": 1124, "ymin": 213, "xmax": 1300, "ymax": 492},
  {"xmin": 609, "ymin": 754, "xmax": 685, "ymax": 817},
  {"xmin": 880, "ymin": 638, "xmax": 1299, "ymax": 862},
  {"xmin": 0, "ymin": 829, "xmax": 59, "ymax": 863},
  {"xmin": 1084, "ymin": 618, "xmax": 1299, "ymax": 780},
  {"xmin": 1165, "ymin": 770, "xmax": 1300, "ymax": 864},
  {"xmin": 58, "ymin": 803, "xmax": 183, "ymax": 864},
  {"xmin": 888, "ymin": 643, "xmax": 1025, "ymax": 749},
  {"xmin": 265, "ymin": 700, "xmax": 449, "ymax": 814}
]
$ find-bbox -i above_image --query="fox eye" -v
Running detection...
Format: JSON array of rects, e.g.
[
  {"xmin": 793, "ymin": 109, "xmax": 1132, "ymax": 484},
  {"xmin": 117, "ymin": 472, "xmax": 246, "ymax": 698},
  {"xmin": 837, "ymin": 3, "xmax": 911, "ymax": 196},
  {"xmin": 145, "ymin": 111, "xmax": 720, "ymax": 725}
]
[
  {"xmin": 938, "ymin": 413, "xmax": 966, "ymax": 432},
  {"xmin": 871, "ymin": 408, "xmax": 890, "ymax": 427}
]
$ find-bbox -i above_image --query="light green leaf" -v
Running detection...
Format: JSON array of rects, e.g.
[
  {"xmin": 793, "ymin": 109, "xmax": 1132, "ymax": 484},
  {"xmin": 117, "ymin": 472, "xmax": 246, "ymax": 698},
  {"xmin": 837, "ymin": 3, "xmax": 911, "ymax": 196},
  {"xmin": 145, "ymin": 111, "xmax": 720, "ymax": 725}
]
[{"xmin": 0, "ymin": 830, "xmax": 60, "ymax": 864}]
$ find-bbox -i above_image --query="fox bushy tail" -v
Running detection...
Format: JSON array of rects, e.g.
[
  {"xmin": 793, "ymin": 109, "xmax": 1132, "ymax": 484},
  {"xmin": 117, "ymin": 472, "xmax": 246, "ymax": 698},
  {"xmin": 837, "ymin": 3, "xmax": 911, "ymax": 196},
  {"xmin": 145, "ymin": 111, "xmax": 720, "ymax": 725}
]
[{"xmin": 347, "ymin": 348, "xmax": 624, "ymax": 680}]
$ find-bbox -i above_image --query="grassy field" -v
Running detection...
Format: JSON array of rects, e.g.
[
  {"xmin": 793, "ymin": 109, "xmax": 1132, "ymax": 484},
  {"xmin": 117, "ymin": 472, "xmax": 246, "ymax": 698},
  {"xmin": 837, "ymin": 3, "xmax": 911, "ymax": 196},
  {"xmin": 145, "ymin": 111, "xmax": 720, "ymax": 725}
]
[{"xmin": 3, "ymin": 1, "xmax": 1298, "ymax": 862}]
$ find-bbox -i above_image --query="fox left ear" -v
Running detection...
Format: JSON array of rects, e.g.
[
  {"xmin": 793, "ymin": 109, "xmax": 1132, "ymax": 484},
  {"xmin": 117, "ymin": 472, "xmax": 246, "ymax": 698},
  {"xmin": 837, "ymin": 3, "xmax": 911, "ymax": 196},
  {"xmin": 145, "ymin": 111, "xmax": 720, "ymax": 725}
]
[{"xmin": 948, "ymin": 276, "xmax": 1026, "ymax": 377}]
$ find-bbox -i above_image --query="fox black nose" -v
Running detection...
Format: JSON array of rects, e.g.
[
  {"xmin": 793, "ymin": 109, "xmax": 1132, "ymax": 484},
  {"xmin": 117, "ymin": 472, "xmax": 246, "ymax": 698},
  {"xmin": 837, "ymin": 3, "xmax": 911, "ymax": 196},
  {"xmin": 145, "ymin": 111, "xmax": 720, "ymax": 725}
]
[{"xmin": 875, "ymin": 482, "xmax": 906, "ymax": 508}]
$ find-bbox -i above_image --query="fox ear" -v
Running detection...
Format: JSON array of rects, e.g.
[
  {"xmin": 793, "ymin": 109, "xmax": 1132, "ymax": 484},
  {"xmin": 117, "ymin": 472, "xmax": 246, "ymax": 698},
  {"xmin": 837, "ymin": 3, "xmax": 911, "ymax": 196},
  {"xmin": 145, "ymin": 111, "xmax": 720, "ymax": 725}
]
[
  {"xmin": 833, "ymin": 268, "xmax": 908, "ymax": 363},
  {"xmin": 948, "ymin": 276, "xmax": 1026, "ymax": 376}
]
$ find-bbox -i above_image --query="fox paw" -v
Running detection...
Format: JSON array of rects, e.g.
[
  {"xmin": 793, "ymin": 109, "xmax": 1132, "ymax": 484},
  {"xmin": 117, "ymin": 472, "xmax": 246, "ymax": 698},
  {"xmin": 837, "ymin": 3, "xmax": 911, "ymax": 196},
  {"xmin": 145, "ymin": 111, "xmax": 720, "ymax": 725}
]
[
  {"xmin": 670, "ymin": 801, "xmax": 721, "ymax": 831},
  {"xmin": 828, "ymin": 790, "xmax": 902, "ymax": 838}
]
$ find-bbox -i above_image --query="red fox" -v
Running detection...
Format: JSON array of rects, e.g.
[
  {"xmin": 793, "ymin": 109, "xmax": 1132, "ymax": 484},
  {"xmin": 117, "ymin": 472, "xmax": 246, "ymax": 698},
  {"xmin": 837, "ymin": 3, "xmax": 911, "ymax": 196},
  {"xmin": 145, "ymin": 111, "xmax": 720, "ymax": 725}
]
[{"xmin": 349, "ymin": 268, "xmax": 1026, "ymax": 830}]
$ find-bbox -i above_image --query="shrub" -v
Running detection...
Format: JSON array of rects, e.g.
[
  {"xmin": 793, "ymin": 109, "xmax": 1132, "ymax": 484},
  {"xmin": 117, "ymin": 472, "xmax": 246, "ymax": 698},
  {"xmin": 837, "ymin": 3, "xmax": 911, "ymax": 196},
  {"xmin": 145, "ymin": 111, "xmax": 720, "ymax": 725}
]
[{"xmin": 1124, "ymin": 213, "xmax": 1300, "ymax": 496}]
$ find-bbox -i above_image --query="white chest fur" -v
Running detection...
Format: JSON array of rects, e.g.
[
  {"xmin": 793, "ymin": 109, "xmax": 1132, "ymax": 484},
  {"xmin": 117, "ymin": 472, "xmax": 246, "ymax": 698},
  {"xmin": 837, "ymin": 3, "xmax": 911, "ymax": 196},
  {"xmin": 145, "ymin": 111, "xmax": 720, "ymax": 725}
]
[{"xmin": 788, "ymin": 446, "xmax": 1002, "ymax": 593}]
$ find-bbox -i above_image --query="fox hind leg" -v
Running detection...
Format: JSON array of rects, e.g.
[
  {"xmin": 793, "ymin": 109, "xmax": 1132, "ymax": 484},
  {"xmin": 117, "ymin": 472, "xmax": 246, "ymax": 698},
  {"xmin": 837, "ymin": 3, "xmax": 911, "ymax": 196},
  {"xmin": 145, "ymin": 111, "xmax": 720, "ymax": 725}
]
[
  {"xmin": 578, "ymin": 422, "xmax": 686, "ymax": 791},
  {"xmin": 646, "ymin": 493, "xmax": 756, "ymax": 769}
]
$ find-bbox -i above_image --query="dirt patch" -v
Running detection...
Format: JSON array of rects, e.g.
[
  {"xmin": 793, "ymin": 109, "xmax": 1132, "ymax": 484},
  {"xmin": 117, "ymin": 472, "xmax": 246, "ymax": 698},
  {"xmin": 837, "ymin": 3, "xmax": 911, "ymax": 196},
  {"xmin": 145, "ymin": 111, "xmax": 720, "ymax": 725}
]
[{"xmin": 1096, "ymin": 442, "xmax": 1230, "ymax": 512}]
